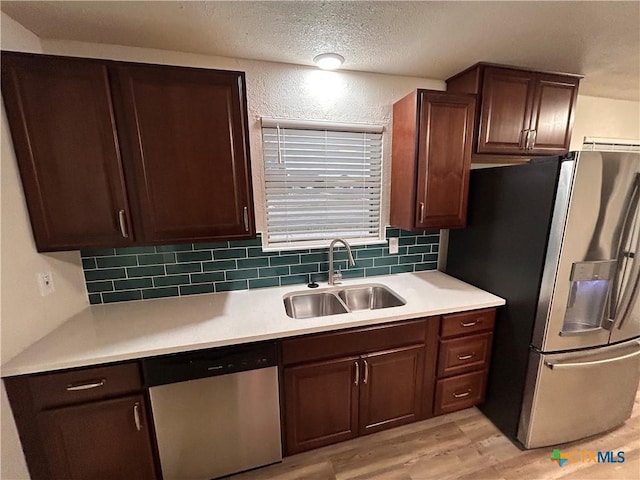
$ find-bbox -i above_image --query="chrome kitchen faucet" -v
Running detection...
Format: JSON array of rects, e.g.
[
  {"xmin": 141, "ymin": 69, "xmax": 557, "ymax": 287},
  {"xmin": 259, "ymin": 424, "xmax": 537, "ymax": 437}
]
[{"xmin": 328, "ymin": 238, "xmax": 356, "ymax": 285}]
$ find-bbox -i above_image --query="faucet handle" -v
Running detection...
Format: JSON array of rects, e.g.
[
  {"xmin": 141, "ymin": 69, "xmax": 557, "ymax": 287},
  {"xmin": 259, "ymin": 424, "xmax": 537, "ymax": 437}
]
[{"xmin": 333, "ymin": 267, "xmax": 343, "ymax": 284}]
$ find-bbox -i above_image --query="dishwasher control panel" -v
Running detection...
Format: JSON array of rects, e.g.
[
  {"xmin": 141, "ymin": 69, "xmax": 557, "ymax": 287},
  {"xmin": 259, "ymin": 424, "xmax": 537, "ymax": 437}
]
[{"xmin": 142, "ymin": 341, "xmax": 277, "ymax": 387}]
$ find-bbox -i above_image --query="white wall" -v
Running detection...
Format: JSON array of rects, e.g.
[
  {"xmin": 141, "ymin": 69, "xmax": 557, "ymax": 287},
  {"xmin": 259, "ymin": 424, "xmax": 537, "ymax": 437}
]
[
  {"xmin": 570, "ymin": 95, "xmax": 640, "ymax": 148},
  {"xmin": 0, "ymin": 12, "xmax": 89, "ymax": 480}
]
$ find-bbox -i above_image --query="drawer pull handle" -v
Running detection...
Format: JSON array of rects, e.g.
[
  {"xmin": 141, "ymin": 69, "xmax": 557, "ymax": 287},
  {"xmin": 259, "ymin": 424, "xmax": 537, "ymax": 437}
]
[
  {"xmin": 453, "ymin": 390, "xmax": 471, "ymax": 399},
  {"xmin": 457, "ymin": 353, "xmax": 475, "ymax": 361},
  {"xmin": 461, "ymin": 319, "xmax": 481, "ymax": 327},
  {"xmin": 66, "ymin": 379, "xmax": 106, "ymax": 391},
  {"xmin": 354, "ymin": 361, "xmax": 360, "ymax": 386},
  {"xmin": 207, "ymin": 365, "xmax": 224, "ymax": 371},
  {"xmin": 133, "ymin": 402, "xmax": 142, "ymax": 431}
]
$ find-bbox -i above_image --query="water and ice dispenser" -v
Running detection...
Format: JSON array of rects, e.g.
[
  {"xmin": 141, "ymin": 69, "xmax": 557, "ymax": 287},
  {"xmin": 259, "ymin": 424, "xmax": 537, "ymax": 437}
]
[{"xmin": 562, "ymin": 260, "xmax": 617, "ymax": 334}]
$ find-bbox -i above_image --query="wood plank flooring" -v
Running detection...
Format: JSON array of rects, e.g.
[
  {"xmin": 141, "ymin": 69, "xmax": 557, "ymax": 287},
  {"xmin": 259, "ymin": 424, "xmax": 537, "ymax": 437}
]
[{"xmin": 231, "ymin": 388, "xmax": 640, "ymax": 480}]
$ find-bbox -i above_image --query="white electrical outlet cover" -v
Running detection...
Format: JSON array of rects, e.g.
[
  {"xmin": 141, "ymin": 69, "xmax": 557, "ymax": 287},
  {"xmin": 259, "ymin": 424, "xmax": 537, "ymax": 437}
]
[
  {"xmin": 37, "ymin": 272, "xmax": 55, "ymax": 296},
  {"xmin": 389, "ymin": 237, "xmax": 399, "ymax": 254}
]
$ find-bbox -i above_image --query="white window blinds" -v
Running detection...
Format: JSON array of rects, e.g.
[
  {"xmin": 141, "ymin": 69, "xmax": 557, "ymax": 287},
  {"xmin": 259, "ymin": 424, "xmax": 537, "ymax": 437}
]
[{"xmin": 261, "ymin": 119, "xmax": 383, "ymax": 249}]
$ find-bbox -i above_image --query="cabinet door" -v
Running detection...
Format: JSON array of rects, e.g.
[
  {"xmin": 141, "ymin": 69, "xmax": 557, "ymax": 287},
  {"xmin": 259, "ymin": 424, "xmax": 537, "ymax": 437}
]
[
  {"xmin": 478, "ymin": 68, "xmax": 536, "ymax": 155},
  {"xmin": 527, "ymin": 74, "xmax": 579, "ymax": 155},
  {"xmin": 284, "ymin": 356, "xmax": 359, "ymax": 454},
  {"xmin": 37, "ymin": 394, "xmax": 156, "ymax": 480},
  {"xmin": 415, "ymin": 91, "xmax": 475, "ymax": 229},
  {"xmin": 1, "ymin": 53, "xmax": 133, "ymax": 251},
  {"xmin": 112, "ymin": 63, "xmax": 255, "ymax": 244},
  {"xmin": 359, "ymin": 345, "xmax": 424, "ymax": 435}
]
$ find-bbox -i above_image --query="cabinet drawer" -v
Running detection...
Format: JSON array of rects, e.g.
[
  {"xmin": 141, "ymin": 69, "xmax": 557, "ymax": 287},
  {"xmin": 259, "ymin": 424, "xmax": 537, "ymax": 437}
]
[
  {"xmin": 440, "ymin": 308, "xmax": 495, "ymax": 338},
  {"xmin": 434, "ymin": 370, "xmax": 487, "ymax": 415},
  {"xmin": 437, "ymin": 332, "xmax": 492, "ymax": 378},
  {"xmin": 281, "ymin": 319, "xmax": 427, "ymax": 366},
  {"xmin": 28, "ymin": 362, "xmax": 142, "ymax": 410}
]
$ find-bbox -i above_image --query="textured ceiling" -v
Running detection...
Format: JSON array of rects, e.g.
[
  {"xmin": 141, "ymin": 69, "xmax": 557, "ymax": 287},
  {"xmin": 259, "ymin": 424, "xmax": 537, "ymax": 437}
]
[{"xmin": 2, "ymin": 1, "xmax": 639, "ymax": 101}]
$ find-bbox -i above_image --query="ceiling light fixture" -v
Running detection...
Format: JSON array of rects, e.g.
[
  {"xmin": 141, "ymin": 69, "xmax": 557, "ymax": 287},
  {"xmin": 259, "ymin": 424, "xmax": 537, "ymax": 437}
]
[{"xmin": 313, "ymin": 53, "xmax": 345, "ymax": 70}]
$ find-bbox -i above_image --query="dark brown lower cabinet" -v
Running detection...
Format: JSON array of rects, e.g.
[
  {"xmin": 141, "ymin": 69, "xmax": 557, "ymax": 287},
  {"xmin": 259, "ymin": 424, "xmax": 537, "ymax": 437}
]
[
  {"xmin": 38, "ymin": 395, "xmax": 156, "ymax": 480},
  {"xmin": 434, "ymin": 370, "xmax": 487, "ymax": 415},
  {"xmin": 281, "ymin": 318, "xmax": 437, "ymax": 455},
  {"xmin": 283, "ymin": 342, "xmax": 426, "ymax": 454},
  {"xmin": 4, "ymin": 361, "xmax": 159, "ymax": 480},
  {"xmin": 284, "ymin": 356, "xmax": 359, "ymax": 454},
  {"xmin": 359, "ymin": 345, "xmax": 424, "ymax": 435},
  {"xmin": 432, "ymin": 308, "xmax": 496, "ymax": 416}
]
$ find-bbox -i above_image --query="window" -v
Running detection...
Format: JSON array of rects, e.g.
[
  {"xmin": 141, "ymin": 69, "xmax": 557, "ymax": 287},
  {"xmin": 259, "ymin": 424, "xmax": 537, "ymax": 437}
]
[{"xmin": 261, "ymin": 118, "xmax": 384, "ymax": 250}]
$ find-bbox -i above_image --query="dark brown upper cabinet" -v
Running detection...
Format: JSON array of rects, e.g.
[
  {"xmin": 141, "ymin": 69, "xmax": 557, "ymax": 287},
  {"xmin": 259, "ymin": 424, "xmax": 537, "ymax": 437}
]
[
  {"xmin": 446, "ymin": 63, "xmax": 581, "ymax": 160},
  {"xmin": 1, "ymin": 53, "xmax": 133, "ymax": 251},
  {"xmin": 111, "ymin": 63, "xmax": 254, "ymax": 244},
  {"xmin": 390, "ymin": 90, "xmax": 476, "ymax": 231},
  {"xmin": 1, "ymin": 52, "xmax": 255, "ymax": 251}
]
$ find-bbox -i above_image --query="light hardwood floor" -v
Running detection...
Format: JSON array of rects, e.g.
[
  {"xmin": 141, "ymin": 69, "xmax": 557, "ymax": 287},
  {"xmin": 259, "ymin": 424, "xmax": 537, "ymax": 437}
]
[{"xmin": 231, "ymin": 388, "xmax": 640, "ymax": 480}]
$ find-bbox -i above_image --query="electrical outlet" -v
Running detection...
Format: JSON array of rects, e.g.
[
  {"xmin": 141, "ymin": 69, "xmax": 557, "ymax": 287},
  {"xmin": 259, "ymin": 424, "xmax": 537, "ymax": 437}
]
[
  {"xmin": 388, "ymin": 237, "xmax": 399, "ymax": 255},
  {"xmin": 37, "ymin": 271, "xmax": 55, "ymax": 296}
]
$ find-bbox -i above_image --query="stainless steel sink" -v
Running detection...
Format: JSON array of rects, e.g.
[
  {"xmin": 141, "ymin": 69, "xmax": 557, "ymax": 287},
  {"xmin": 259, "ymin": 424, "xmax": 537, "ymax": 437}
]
[
  {"xmin": 283, "ymin": 292, "xmax": 348, "ymax": 319},
  {"xmin": 338, "ymin": 285, "xmax": 406, "ymax": 311},
  {"xmin": 283, "ymin": 283, "xmax": 406, "ymax": 319}
]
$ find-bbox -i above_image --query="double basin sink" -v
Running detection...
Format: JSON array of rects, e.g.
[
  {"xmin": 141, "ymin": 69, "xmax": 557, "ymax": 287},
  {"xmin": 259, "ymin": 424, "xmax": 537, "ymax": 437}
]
[{"xmin": 283, "ymin": 283, "xmax": 406, "ymax": 319}]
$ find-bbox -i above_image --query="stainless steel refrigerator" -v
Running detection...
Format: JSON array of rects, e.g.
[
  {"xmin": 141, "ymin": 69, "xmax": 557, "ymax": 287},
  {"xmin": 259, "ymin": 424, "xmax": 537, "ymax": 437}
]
[{"xmin": 446, "ymin": 150, "xmax": 640, "ymax": 449}]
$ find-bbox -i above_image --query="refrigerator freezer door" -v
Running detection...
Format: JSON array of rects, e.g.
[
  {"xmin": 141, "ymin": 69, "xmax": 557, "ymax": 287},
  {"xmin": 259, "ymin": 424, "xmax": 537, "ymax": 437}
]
[
  {"xmin": 534, "ymin": 152, "xmax": 640, "ymax": 352},
  {"xmin": 517, "ymin": 341, "xmax": 640, "ymax": 449},
  {"xmin": 609, "ymin": 174, "xmax": 640, "ymax": 343}
]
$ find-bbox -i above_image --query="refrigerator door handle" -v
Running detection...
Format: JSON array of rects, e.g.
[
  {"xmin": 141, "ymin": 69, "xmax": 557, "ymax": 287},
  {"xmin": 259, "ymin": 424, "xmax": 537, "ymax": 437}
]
[
  {"xmin": 609, "ymin": 173, "xmax": 640, "ymax": 323},
  {"xmin": 544, "ymin": 344, "xmax": 640, "ymax": 370},
  {"xmin": 614, "ymin": 267, "xmax": 640, "ymax": 331}
]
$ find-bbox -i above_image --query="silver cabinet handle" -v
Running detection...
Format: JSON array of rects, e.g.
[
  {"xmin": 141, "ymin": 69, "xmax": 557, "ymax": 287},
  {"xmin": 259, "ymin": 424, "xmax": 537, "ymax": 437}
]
[
  {"xmin": 525, "ymin": 130, "xmax": 533, "ymax": 150},
  {"xmin": 419, "ymin": 202, "xmax": 425, "ymax": 223},
  {"xmin": 354, "ymin": 361, "xmax": 360, "ymax": 386},
  {"xmin": 457, "ymin": 353, "xmax": 475, "ymax": 361},
  {"xmin": 118, "ymin": 210, "xmax": 129, "ymax": 238},
  {"xmin": 133, "ymin": 402, "xmax": 142, "ymax": 431},
  {"xmin": 461, "ymin": 320, "xmax": 480, "ymax": 327},
  {"xmin": 243, "ymin": 206, "xmax": 249, "ymax": 232},
  {"xmin": 520, "ymin": 129, "xmax": 529, "ymax": 149},
  {"xmin": 363, "ymin": 359, "xmax": 369, "ymax": 384},
  {"xmin": 453, "ymin": 390, "xmax": 471, "ymax": 399},
  {"xmin": 66, "ymin": 379, "xmax": 106, "ymax": 391},
  {"xmin": 529, "ymin": 129, "xmax": 537, "ymax": 149}
]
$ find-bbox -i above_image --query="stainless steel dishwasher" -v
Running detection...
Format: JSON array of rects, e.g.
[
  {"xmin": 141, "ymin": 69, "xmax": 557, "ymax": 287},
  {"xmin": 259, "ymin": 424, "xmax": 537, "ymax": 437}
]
[{"xmin": 142, "ymin": 341, "xmax": 282, "ymax": 480}]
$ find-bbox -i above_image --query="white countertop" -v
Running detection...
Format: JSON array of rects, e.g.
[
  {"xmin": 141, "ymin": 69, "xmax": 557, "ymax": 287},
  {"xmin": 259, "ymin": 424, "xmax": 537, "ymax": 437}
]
[{"xmin": 1, "ymin": 271, "xmax": 504, "ymax": 377}]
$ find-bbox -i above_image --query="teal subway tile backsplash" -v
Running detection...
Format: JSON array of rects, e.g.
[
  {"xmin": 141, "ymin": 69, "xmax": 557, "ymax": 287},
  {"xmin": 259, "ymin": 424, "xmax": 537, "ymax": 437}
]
[
  {"xmin": 84, "ymin": 268, "xmax": 126, "ymax": 281},
  {"xmin": 180, "ymin": 284, "xmax": 214, "ymax": 296},
  {"xmin": 216, "ymin": 280, "xmax": 248, "ymax": 292},
  {"xmin": 102, "ymin": 290, "xmax": 142, "ymax": 303},
  {"xmin": 143, "ymin": 287, "xmax": 179, "ymax": 300},
  {"xmin": 81, "ymin": 229, "xmax": 440, "ymax": 304}
]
